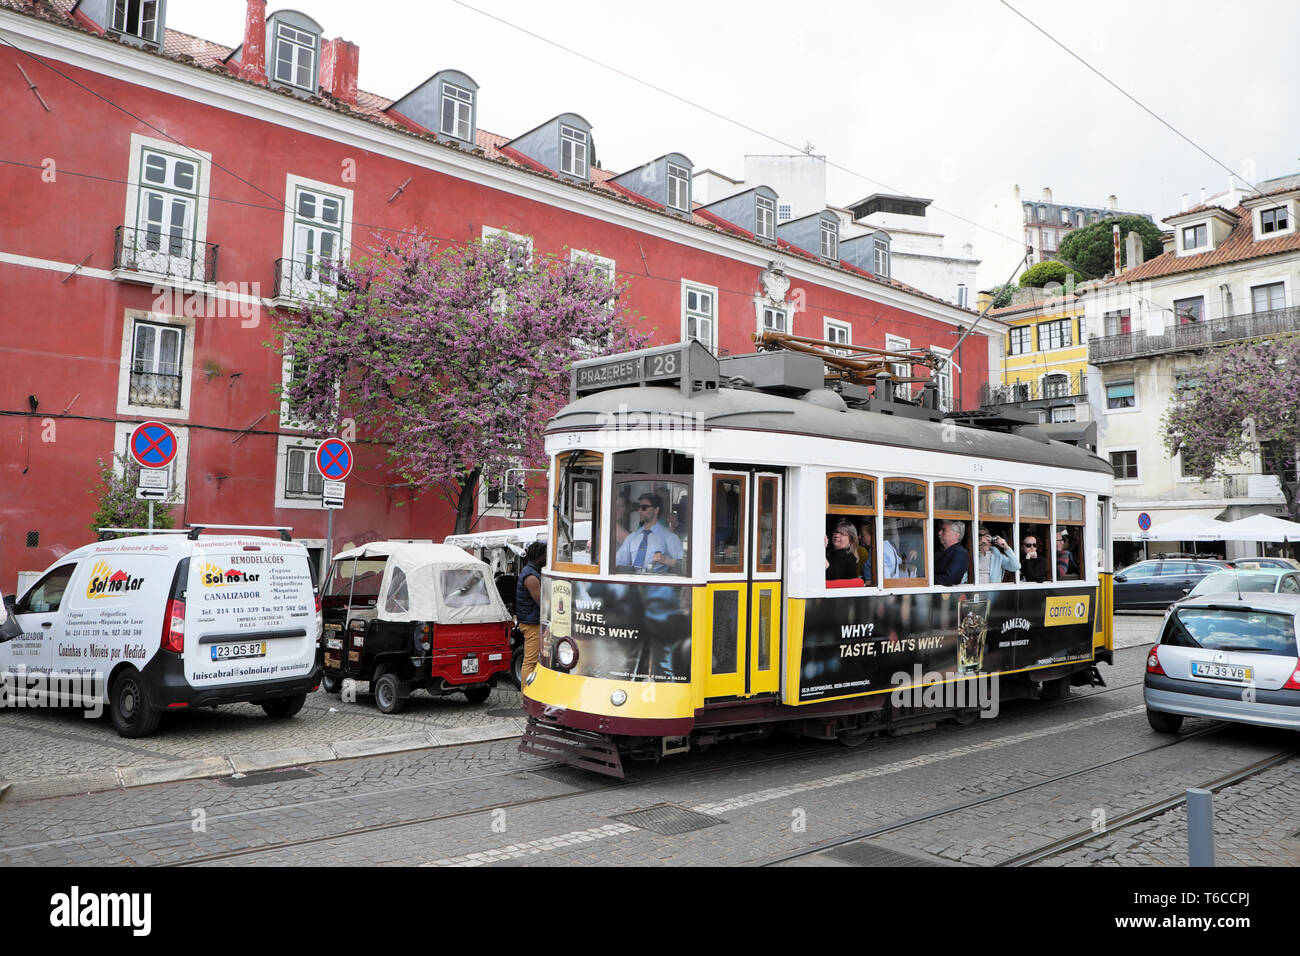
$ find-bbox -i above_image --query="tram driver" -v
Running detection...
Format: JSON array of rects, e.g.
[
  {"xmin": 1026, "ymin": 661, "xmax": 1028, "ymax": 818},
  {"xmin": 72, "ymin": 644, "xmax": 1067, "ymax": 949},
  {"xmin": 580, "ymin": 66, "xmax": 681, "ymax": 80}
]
[{"xmin": 615, "ymin": 493, "xmax": 684, "ymax": 573}]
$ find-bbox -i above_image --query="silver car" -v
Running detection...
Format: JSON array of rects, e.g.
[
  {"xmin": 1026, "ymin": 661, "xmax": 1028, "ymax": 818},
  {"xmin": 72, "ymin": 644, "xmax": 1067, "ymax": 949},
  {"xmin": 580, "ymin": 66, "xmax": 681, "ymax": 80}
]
[{"xmin": 1145, "ymin": 594, "xmax": 1300, "ymax": 733}]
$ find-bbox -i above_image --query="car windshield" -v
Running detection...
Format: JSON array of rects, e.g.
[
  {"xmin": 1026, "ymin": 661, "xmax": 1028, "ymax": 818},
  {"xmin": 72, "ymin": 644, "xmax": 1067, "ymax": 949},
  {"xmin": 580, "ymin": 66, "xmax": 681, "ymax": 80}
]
[
  {"xmin": 1162, "ymin": 607, "xmax": 1298, "ymax": 656},
  {"xmin": 1189, "ymin": 572, "xmax": 1280, "ymax": 596}
]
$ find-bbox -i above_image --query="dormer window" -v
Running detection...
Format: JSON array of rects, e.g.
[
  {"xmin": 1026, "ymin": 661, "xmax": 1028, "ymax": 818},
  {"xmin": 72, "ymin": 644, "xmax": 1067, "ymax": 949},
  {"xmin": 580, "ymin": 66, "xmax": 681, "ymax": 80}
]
[
  {"xmin": 273, "ymin": 23, "xmax": 318, "ymax": 91},
  {"xmin": 667, "ymin": 163, "xmax": 690, "ymax": 211},
  {"xmin": 820, "ymin": 220, "xmax": 838, "ymax": 260},
  {"xmin": 112, "ymin": 0, "xmax": 159, "ymax": 43},
  {"xmin": 1182, "ymin": 223, "xmax": 1207, "ymax": 250},
  {"xmin": 874, "ymin": 238, "xmax": 890, "ymax": 277},
  {"xmin": 560, "ymin": 125, "xmax": 587, "ymax": 178},
  {"xmin": 1261, "ymin": 206, "xmax": 1289, "ymax": 234},
  {"xmin": 441, "ymin": 83, "xmax": 473, "ymax": 141},
  {"xmin": 755, "ymin": 196, "xmax": 775, "ymax": 240}
]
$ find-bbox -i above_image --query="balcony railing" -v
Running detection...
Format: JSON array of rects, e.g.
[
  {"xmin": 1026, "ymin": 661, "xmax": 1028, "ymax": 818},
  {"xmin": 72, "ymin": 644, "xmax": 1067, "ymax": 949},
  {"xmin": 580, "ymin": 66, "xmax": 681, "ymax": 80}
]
[
  {"xmin": 113, "ymin": 226, "xmax": 218, "ymax": 284},
  {"xmin": 1090, "ymin": 306, "xmax": 1300, "ymax": 364},
  {"xmin": 273, "ymin": 257, "xmax": 340, "ymax": 302},
  {"xmin": 128, "ymin": 367, "xmax": 183, "ymax": 408},
  {"xmin": 981, "ymin": 374, "xmax": 1086, "ymax": 406}
]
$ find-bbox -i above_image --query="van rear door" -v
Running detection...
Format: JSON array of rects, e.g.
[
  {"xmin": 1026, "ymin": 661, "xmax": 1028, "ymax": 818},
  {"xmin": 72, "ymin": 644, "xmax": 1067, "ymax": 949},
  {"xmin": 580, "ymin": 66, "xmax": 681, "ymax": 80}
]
[{"xmin": 185, "ymin": 538, "xmax": 317, "ymax": 688}]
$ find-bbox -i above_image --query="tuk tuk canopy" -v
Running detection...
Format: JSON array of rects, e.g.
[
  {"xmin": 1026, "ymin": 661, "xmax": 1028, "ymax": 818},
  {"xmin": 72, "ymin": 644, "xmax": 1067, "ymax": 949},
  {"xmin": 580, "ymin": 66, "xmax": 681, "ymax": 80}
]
[{"xmin": 330, "ymin": 542, "xmax": 511, "ymax": 625}]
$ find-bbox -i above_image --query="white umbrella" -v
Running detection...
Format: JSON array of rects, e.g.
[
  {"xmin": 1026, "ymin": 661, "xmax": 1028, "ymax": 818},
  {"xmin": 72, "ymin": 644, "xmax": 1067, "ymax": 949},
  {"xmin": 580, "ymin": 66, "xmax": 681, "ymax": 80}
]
[
  {"xmin": 1143, "ymin": 514, "xmax": 1230, "ymax": 541},
  {"xmin": 1221, "ymin": 513, "xmax": 1300, "ymax": 543}
]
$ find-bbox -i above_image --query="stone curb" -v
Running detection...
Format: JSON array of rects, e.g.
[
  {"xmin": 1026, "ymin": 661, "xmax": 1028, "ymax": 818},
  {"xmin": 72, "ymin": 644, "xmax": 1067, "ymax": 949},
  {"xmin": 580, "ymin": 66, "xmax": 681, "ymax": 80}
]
[{"xmin": 0, "ymin": 720, "xmax": 525, "ymax": 804}]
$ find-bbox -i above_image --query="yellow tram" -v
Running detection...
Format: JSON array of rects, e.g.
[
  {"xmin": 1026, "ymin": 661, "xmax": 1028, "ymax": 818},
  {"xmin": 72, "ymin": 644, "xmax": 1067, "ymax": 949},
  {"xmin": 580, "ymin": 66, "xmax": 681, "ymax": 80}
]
[{"xmin": 520, "ymin": 339, "xmax": 1115, "ymax": 776}]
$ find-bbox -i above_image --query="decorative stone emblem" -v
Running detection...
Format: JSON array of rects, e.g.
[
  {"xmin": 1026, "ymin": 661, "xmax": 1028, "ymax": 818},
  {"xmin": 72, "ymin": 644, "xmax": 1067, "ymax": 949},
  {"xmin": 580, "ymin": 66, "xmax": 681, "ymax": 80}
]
[{"xmin": 761, "ymin": 262, "xmax": 789, "ymax": 304}]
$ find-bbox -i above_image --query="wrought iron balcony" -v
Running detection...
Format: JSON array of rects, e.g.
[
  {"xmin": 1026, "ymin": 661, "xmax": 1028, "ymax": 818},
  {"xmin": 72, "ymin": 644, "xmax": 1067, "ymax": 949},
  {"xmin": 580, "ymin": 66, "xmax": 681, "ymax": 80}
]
[
  {"xmin": 113, "ymin": 226, "xmax": 218, "ymax": 284},
  {"xmin": 128, "ymin": 366, "xmax": 183, "ymax": 408},
  {"xmin": 273, "ymin": 257, "xmax": 341, "ymax": 302},
  {"xmin": 981, "ymin": 374, "xmax": 1086, "ymax": 407},
  {"xmin": 1090, "ymin": 306, "xmax": 1300, "ymax": 364}
]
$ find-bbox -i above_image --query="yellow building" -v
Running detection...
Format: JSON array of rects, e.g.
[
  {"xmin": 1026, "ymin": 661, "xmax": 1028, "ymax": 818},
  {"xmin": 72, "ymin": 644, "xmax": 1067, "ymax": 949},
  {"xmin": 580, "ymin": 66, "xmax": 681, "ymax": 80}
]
[{"xmin": 981, "ymin": 288, "xmax": 1090, "ymax": 423}]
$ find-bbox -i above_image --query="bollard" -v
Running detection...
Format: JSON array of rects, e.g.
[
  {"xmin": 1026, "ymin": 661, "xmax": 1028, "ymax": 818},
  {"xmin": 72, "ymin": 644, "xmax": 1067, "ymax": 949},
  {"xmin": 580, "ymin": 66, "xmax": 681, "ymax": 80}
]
[{"xmin": 1187, "ymin": 787, "xmax": 1215, "ymax": 867}]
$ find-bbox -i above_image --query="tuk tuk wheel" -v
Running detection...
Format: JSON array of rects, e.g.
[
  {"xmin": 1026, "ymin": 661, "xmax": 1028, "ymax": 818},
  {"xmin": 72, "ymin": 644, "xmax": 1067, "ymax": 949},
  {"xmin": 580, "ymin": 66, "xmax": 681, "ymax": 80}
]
[
  {"xmin": 373, "ymin": 670, "xmax": 409, "ymax": 715},
  {"xmin": 510, "ymin": 647, "xmax": 524, "ymax": 688},
  {"xmin": 463, "ymin": 686, "xmax": 491, "ymax": 705},
  {"xmin": 321, "ymin": 672, "xmax": 343, "ymax": 695}
]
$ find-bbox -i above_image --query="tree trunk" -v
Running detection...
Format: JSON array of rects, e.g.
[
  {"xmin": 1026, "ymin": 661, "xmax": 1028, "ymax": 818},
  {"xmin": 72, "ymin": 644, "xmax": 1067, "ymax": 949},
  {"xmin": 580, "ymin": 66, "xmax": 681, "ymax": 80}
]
[{"xmin": 453, "ymin": 467, "xmax": 481, "ymax": 536}]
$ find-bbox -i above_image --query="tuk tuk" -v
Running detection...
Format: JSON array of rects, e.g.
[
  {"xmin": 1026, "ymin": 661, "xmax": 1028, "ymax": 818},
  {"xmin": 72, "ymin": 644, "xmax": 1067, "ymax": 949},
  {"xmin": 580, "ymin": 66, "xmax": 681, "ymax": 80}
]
[{"xmin": 320, "ymin": 542, "xmax": 513, "ymax": 713}]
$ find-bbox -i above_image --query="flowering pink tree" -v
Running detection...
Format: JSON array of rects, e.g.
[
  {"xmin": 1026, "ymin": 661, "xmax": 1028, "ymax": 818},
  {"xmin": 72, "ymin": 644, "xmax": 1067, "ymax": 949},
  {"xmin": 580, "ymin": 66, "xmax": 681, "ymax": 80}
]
[
  {"xmin": 276, "ymin": 232, "xmax": 647, "ymax": 532},
  {"xmin": 1163, "ymin": 339, "xmax": 1300, "ymax": 518}
]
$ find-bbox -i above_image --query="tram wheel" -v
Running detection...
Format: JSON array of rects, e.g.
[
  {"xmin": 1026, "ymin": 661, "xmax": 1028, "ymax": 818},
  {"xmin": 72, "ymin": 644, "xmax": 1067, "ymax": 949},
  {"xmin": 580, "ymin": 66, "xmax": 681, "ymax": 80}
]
[
  {"xmin": 1040, "ymin": 676, "xmax": 1071, "ymax": 701},
  {"xmin": 836, "ymin": 728, "xmax": 873, "ymax": 747}
]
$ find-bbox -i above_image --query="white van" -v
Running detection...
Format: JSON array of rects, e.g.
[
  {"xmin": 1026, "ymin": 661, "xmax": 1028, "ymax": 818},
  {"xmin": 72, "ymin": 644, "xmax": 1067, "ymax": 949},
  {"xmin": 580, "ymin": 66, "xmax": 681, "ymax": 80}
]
[{"xmin": 1, "ymin": 530, "xmax": 322, "ymax": 737}]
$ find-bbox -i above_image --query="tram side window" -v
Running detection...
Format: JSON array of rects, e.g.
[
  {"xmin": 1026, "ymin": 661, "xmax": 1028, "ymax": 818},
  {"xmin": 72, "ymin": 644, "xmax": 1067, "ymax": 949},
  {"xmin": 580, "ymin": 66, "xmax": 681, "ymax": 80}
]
[
  {"xmin": 934, "ymin": 483, "xmax": 973, "ymax": 586},
  {"xmin": 977, "ymin": 487, "xmax": 1018, "ymax": 585},
  {"xmin": 611, "ymin": 448, "xmax": 693, "ymax": 576},
  {"xmin": 1019, "ymin": 490, "xmax": 1052, "ymax": 583},
  {"xmin": 1056, "ymin": 494, "xmax": 1085, "ymax": 580},
  {"xmin": 826, "ymin": 473, "xmax": 875, "ymax": 587},
  {"xmin": 883, "ymin": 479, "xmax": 927, "ymax": 587},
  {"xmin": 554, "ymin": 450, "xmax": 602, "ymax": 571}
]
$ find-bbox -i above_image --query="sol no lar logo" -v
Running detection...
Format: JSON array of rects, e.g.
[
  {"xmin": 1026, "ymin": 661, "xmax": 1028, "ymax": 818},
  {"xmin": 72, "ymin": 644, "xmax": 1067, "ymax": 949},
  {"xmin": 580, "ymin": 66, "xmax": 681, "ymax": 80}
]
[{"xmin": 86, "ymin": 561, "xmax": 146, "ymax": 600}]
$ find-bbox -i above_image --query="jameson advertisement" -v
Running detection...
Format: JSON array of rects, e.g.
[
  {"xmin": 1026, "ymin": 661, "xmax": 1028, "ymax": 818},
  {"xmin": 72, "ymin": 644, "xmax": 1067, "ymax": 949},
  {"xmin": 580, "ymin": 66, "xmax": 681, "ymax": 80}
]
[
  {"xmin": 547, "ymin": 579, "xmax": 692, "ymax": 683},
  {"xmin": 798, "ymin": 588, "xmax": 1096, "ymax": 703}
]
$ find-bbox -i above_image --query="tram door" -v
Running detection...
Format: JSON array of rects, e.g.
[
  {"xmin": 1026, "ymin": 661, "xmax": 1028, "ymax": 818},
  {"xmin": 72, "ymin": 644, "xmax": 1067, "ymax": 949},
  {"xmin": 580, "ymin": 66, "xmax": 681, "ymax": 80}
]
[{"xmin": 703, "ymin": 469, "xmax": 783, "ymax": 701}]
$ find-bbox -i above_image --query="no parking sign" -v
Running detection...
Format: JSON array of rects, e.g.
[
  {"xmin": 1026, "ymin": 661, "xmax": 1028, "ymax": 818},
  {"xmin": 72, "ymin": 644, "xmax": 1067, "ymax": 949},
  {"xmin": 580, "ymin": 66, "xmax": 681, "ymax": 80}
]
[
  {"xmin": 314, "ymin": 438, "xmax": 353, "ymax": 481},
  {"xmin": 128, "ymin": 421, "xmax": 178, "ymax": 469}
]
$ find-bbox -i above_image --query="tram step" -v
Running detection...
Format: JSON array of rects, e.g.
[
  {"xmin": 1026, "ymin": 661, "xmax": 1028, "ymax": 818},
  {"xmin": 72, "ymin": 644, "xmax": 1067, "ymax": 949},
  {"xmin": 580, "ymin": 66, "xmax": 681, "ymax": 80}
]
[{"xmin": 519, "ymin": 722, "xmax": 625, "ymax": 779}]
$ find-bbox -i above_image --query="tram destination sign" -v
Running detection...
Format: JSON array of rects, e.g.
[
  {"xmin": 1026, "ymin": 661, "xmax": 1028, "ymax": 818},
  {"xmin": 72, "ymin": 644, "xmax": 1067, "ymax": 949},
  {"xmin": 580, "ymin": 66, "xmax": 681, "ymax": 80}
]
[{"xmin": 571, "ymin": 341, "xmax": 720, "ymax": 400}]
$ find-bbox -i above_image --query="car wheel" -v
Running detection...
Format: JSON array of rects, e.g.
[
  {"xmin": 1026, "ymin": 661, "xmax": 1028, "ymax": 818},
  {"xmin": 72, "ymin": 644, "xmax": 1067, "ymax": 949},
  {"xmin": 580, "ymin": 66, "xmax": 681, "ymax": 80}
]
[
  {"xmin": 321, "ymin": 672, "xmax": 343, "ymax": 695},
  {"xmin": 262, "ymin": 694, "xmax": 306, "ymax": 719},
  {"xmin": 510, "ymin": 647, "xmax": 524, "ymax": 689},
  {"xmin": 373, "ymin": 671, "xmax": 408, "ymax": 715},
  {"xmin": 463, "ymin": 686, "xmax": 491, "ymax": 705},
  {"xmin": 110, "ymin": 669, "xmax": 162, "ymax": 738},
  {"xmin": 1146, "ymin": 708, "xmax": 1183, "ymax": 734}
]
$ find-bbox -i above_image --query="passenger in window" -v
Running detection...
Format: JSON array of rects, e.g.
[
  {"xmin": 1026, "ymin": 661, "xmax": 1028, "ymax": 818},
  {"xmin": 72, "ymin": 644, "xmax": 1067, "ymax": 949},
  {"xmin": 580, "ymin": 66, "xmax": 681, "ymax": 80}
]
[
  {"xmin": 825, "ymin": 521, "xmax": 861, "ymax": 581},
  {"xmin": 1020, "ymin": 532, "xmax": 1049, "ymax": 582},
  {"xmin": 856, "ymin": 520, "xmax": 876, "ymax": 585},
  {"xmin": 1056, "ymin": 531, "xmax": 1079, "ymax": 578},
  {"xmin": 935, "ymin": 519, "xmax": 969, "ymax": 585},
  {"xmin": 882, "ymin": 534, "xmax": 903, "ymax": 579},
  {"xmin": 977, "ymin": 525, "xmax": 1020, "ymax": 584},
  {"xmin": 613, "ymin": 496, "xmax": 632, "ymax": 548},
  {"xmin": 615, "ymin": 494, "xmax": 683, "ymax": 573},
  {"xmin": 670, "ymin": 498, "xmax": 691, "ymax": 546}
]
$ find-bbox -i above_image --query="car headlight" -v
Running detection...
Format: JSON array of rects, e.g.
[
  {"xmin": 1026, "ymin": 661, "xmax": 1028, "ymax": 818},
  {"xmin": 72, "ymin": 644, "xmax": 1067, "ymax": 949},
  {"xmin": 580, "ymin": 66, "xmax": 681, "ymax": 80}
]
[{"xmin": 555, "ymin": 638, "xmax": 578, "ymax": 670}]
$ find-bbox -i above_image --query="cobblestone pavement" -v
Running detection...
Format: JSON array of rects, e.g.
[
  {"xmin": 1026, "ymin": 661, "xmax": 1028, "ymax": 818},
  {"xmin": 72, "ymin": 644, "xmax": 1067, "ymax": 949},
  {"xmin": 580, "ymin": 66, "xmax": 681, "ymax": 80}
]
[
  {"xmin": 0, "ymin": 680, "xmax": 526, "ymax": 801},
  {"xmin": 8, "ymin": 627, "xmax": 1289, "ymax": 868}
]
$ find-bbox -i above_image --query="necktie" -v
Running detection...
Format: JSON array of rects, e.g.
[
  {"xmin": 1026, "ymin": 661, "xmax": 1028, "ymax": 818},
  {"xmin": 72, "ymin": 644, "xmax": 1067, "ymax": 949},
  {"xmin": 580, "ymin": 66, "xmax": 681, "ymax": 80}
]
[{"xmin": 634, "ymin": 529, "xmax": 651, "ymax": 568}]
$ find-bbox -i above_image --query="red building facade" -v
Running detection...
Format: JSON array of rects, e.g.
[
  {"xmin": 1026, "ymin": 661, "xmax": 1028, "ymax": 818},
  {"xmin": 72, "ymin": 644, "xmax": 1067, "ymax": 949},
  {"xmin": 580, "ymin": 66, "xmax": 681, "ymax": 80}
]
[{"xmin": 0, "ymin": 0, "xmax": 1001, "ymax": 589}]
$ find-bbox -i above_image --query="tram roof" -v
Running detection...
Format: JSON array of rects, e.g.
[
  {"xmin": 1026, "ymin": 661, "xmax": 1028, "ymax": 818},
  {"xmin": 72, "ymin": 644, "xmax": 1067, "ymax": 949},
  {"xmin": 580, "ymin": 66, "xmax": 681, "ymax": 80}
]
[{"xmin": 547, "ymin": 385, "xmax": 1114, "ymax": 477}]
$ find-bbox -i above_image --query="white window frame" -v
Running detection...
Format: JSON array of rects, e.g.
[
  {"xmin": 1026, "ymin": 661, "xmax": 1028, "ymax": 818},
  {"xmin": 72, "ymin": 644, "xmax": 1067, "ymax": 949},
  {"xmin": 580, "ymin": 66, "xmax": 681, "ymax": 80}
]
[
  {"xmin": 666, "ymin": 163, "xmax": 690, "ymax": 211},
  {"xmin": 874, "ymin": 238, "xmax": 890, "ymax": 277},
  {"xmin": 121, "ymin": 134, "xmax": 212, "ymax": 284},
  {"xmin": 930, "ymin": 345, "xmax": 953, "ymax": 412},
  {"xmin": 275, "ymin": 435, "xmax": 325, "ymax": 511},
  {"xmin": 1181, "ymin": 223, "xmax": 1208, "ymax": 252},
  {"xmin": 1108, "ymin": 448, "xmax": 1140, "ymax": 484},
  {"xmin": 273, "ymin": 22, "xmax": 318, "ymax": 91},
  {"xmin": 755, "ymin": 196, "xmax": 775, "ymax": 240},
  {"xmin": 682, "ymin": 279, "xmax": 718, "ymax": 354},
  {"xmin": 759, "ymin": 306, "xmax": 788, "ymax": 336},
  {"xmin": 1104, "ymin": 379, "xmax": 1139, "ymax": 414},
  {"xmin": 113, "ymin": 421, "xmax": 189, "ymax": 504},
  {"xmin": 1251, "ymin": 281, "xmax": 1287, "ymax": 313},
  {"xmin": 570, "ymin": 249, "xmax": 616, "ymax": 310},
  {"xmin": 560, "ymin": 125, "xmax": 588, "ymax": 178},
  {"xmin": 116, "ymin": 308, "xmax": 196, "ymax": 420},
  {"xmin": 824, "ymin": 317, "xmax": 851, "ymax": 356},
  {"xmin": 482, "ymin": 226, "xmax": 533, "ymax": 270},
  {"xmin": 1041, "ymin": 371, "xmax": 1071, "ymax": 399},
  {"xmin": 1008, "ymin": 326, "xmax": 1032, "ymax": 355},
  {"xmin": 1049, "ymin": 405, "xmax": 1077, "ymax": 423},
  {"xmin": 111, "ymin": 0, "xmax": 159, "ymax": 42},
  {"xmin": 820, "ymin": 220, "xmax": 839, "ymax": 260},
  {"xmin": 1037, "ymin": 318, "xmax": 1074, "ymax": 352},
  {"xmin": 886, "ymin": 334, "xmax": 911, "ymax": 400},
  {"xmin": 1258, "ymin": 205, "xmax": 1293, "ymax": 238},
  {"xmin": 440, "ymin": 82, "xmax": 474, "ymax": 141},
  {"xmin": 279, "ymin": 175, "xmax": 353, "ymax": 302}
]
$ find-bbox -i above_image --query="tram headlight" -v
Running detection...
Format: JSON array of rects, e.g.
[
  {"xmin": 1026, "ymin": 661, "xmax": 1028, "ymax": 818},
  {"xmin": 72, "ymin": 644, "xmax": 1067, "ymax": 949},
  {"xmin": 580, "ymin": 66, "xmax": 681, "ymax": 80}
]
[
  {"xmin": 610, "ymin": 689, "xmax": 627, "ymax": 707},
  {"xmin": 555, "ymin": 638, "xmax": 578, "ymax": 670}
]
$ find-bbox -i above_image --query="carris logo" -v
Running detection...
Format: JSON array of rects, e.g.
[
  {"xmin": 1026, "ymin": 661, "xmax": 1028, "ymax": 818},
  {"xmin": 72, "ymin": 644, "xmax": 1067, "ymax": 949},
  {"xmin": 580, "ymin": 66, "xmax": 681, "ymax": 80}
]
[
  {"xmin": 85, "ymin": 561, "xmax": 145, "ymax": 600},
  {"xmin": 201, "ymin": 562, "xmax": 261, "ymax": 587}
]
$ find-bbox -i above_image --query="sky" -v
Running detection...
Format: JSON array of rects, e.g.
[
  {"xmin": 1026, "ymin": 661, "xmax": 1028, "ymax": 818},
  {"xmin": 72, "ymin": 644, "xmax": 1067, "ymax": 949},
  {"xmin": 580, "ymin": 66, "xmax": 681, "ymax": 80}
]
[{"xmin": 167, "ymin": 0, "xmax": 1300, "ymax": 274}]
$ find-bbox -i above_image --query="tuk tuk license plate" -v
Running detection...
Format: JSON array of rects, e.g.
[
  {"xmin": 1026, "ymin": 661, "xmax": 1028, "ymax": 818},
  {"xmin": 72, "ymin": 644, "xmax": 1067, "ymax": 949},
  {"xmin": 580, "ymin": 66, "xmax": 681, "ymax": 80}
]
[
  {"xmin": 211, "ymin": 642, "xmax": 267, "ymax": 661},
  {"xmin": 1192, "ymin": 662, "xmax": 1252, "ymax": 681},
  {"xmin": 461, "ymin": 656, "xmax": 479, "ymax": 675},
  {"xmin": 325, "ymin": 637, "xmax": 343, "ymax": 650}
]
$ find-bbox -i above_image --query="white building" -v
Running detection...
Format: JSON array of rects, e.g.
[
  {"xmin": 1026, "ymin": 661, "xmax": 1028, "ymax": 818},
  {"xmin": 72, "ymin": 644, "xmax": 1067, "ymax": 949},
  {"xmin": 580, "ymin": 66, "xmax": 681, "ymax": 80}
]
[{"xmin": 1085, "ymin": 175, "xmax": 1300, "ymax": 561}]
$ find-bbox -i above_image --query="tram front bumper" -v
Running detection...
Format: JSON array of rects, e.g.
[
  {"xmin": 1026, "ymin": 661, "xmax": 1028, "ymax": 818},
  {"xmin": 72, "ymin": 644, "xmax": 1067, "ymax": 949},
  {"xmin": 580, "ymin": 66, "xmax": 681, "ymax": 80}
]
[{"xmin": 523, "ymin": 694, "xmax": 694, "ymax": 736}]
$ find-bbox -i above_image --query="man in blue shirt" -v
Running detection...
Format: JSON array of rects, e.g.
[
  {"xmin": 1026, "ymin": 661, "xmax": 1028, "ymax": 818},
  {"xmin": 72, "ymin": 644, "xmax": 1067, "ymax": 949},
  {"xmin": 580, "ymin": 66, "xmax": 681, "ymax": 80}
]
[
  {"xmin": 935, "ymin": 519, "xmax": 969, "ymax": 586},
  {"xmin": 615, "ymin": 493, "xmax": 683, "ymax": 573}
]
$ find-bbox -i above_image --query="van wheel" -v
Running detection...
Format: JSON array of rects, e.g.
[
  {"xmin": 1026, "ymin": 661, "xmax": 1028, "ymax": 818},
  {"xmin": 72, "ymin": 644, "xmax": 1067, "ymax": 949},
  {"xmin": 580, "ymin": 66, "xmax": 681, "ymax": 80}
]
[
  {"xmin": 110, "ymin": 670, "xmax": 162, "ymax": 738},
  {"xmin": 463, "ymin": 686, "xmax": 492, "ymax": 705},
  {"xmin": 373, "ymin": 671, "xmax": 408, "ymax": 715},
  {"xmin": 1147, "ymin": 708, "xmax": 1184, "ymax": 734},
  {"xmin": 262, "ymin": 694, "xmax": 306, "ymax": 719},
  {"xmin": 321, "ymin": 673, "xmax": 343, "ymax": 695},
  {"xmin": 510, "ymin": 647, "xmax": 524, "ymax": 688}
]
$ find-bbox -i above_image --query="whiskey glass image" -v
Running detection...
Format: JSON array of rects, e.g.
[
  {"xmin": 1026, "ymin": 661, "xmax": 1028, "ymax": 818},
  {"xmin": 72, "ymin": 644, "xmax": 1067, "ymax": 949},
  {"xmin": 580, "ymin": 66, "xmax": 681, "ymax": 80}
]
[{"xmin": 956, "ymin": 599, "xmax": 990, "ymax": 676}]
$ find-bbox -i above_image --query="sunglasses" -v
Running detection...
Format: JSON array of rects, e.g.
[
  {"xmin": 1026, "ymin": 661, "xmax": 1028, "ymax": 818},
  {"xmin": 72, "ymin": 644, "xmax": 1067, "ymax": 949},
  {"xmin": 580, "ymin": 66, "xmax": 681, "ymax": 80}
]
[{"xmin": 638, "ymin": 504, "xmax": 654, "ymax": 511}]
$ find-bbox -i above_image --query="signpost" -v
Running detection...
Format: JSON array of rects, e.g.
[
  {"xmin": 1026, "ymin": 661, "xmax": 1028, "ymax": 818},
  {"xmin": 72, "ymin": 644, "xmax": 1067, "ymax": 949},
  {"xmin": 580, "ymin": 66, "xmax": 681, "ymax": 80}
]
[
  {"xmin": 315, "ymin": 438, "xmax": 353, "ymax": 561},
  {"xmin": 128, "ymin": 421, "xmax": 178, "ymax": 530}
]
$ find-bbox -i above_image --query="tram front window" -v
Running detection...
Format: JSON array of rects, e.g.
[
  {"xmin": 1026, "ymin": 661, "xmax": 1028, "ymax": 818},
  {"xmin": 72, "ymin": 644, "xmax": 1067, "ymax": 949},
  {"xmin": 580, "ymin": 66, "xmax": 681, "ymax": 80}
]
[
  {"xmin": 554, "ymin": 450, "xmax": 602, "ymax": 571},
  {"xmin": 611, "ymin": 449, "xmax": 693, "ymax": 576}
]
